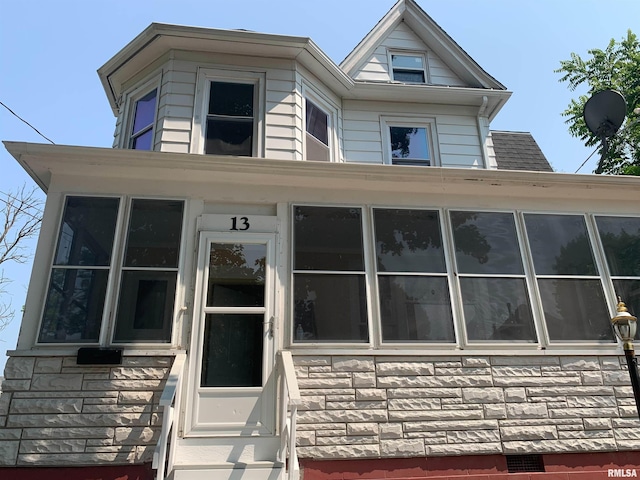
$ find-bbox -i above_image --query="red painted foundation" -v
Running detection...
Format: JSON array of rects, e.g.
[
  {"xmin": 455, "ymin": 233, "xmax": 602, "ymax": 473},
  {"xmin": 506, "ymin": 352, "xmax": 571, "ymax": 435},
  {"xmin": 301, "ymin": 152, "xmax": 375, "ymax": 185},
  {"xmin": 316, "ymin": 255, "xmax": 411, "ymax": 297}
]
[
  {"xmin": 0, "ymin": 463, "xmax": 154, "ymax": 480},
  {"xmin": 301, "ymin": 452, "xmax": 640, "ymax": 480}
]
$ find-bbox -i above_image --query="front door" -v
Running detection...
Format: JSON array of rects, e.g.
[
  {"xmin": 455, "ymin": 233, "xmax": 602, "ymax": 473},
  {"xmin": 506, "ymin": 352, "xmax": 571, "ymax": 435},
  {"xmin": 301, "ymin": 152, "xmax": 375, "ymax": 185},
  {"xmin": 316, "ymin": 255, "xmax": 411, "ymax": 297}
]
[{"xmin": 187, "ymin": 231, "xmax": 276, "ymax": 436}]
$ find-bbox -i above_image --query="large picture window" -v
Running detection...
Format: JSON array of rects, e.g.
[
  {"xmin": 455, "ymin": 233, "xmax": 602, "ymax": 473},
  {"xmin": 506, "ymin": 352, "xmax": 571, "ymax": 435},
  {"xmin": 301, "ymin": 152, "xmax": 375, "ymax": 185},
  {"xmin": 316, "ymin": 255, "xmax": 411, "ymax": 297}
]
[{"xmin": 39, "ymin": 196, "xmax": 184, "ymax": 344}]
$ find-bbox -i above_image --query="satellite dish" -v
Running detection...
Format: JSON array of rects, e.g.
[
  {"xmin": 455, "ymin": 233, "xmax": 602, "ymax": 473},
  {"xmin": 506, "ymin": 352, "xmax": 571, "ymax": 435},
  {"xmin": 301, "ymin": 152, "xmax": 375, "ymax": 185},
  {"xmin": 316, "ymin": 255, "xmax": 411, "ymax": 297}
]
[{"xmin": 583, "ymin": 90, "xmax": 627, "ymax": 173}]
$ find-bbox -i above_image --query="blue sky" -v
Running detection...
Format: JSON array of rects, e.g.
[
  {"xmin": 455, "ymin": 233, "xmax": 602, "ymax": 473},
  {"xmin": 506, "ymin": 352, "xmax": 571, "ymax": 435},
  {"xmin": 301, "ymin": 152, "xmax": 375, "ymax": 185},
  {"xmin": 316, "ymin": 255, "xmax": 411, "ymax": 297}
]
[{"xmin": 1, "ymin": 0, "xmax": 638, "ymax": 372}]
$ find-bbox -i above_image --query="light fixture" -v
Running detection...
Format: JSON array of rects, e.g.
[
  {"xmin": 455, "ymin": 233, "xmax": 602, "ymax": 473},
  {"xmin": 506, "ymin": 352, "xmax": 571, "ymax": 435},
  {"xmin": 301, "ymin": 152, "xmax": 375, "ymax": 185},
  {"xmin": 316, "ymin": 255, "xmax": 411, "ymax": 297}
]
[{"xmin": 611, "ymin": 297, "xmax": 639, "ymax": 420}]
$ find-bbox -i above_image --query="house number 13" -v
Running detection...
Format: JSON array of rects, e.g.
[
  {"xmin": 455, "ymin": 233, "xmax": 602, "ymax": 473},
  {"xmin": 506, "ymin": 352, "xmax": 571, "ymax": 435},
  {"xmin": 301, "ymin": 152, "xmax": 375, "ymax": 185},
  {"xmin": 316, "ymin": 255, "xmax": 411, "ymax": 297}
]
[{"xmin": 230, "ymin": 216, "xmax": 250, "ymax": 231}]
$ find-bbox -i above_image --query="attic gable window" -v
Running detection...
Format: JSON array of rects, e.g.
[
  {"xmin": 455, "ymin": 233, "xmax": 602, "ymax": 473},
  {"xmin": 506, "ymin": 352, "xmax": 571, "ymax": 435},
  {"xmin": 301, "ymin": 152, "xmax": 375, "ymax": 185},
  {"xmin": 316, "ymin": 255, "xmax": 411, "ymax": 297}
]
[
  {"xmin": 129, "ymin": 89, "xmax": 157, "ymax": 150},
  {"xmin": 391, "ymin": 53, "xmax": 427, "ymax": 83}
]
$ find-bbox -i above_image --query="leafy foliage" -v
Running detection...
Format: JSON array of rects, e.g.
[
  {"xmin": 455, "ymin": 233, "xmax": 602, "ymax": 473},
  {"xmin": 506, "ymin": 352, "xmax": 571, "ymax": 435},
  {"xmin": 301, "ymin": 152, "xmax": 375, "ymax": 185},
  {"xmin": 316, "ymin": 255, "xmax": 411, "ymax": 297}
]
[{"xmin": 556, "ymin": 30, "xmax": 640, "ymax": 174}]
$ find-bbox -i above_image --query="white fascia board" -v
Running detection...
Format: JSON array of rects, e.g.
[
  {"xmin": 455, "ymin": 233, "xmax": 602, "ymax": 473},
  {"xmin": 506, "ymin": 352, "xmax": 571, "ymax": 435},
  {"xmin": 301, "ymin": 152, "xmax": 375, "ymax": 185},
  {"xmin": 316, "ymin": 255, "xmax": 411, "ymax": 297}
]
[
  {"xmin": 5, "ymin": 142, "xmax": 640, "ymax": 205},
  {"xmin": 98, "ymin": 23, "xmax": 352, "ymax": 115},
  {"xmin": 347, "ymin": 82, "xmax": 511, "ymax": 121}
]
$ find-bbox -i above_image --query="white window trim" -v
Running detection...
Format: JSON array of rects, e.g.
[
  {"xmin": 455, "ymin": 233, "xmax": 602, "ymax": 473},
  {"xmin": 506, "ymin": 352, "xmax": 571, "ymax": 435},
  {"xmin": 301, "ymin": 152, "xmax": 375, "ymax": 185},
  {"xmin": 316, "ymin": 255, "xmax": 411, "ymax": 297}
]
[
  {"xmin": 289, "ymin": 204, "xmax": 628, "ymax": 353},
  {"xmin": 121, "ymin": 75, "xmax": 161, "ymax": 150},
  {"xmin": 387, "ymin": 50, "xmax": 430, "ymax": 84},
  {"xmin": 381, "ymin": 116, "xmax": 440, "ymax": 166},
  {"xmin": 301, "ymin": 83, "xmax": 340, "ymax": 163},
  {"xmin": 191, "ymin": 67, "xmax": 265, "ymax": 157},
  {"xmin": 34, "ymin": 194, "xmax": 189, "ymax": 348}
]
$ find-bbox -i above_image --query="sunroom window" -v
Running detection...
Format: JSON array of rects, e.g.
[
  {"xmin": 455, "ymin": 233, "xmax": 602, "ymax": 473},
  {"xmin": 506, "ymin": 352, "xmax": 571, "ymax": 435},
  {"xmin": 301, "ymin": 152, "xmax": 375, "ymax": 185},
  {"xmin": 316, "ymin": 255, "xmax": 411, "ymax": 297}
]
[
  {"xmin": 129, "ymin": 89, "xmax": 157, "ymax": 150},
  {"xmin": 595, "ymin": 215, "xmax": 640, "ymax": 337},
  {"xmin": 293, "ymin": 206, "xmax": 368, "ymax": 342},
  {"xmin": 451, "ymin": 211, "xmax": 537, "ymax": 343},
  {"xmin": 391, "ymin": 53, "xmax": 427, "ymax": 83},
  {"xmin": 524, "ymin": 214, "xmax": 614, "ymax": 342},
  {"xmin": 39, "ymin": 196, "xmax": 184, "ymax": 344},
  {"xmin": 374, "ymin": 208, "xmax": 454, "ymax": 342}
]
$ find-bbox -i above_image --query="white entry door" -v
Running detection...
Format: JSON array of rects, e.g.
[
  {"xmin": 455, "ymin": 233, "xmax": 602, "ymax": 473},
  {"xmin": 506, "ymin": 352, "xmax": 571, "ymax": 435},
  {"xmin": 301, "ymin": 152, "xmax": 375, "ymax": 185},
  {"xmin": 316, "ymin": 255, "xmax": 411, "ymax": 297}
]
[{"xmin": 187, "ymin": 232, "xmax": 276, "ymax": 436}]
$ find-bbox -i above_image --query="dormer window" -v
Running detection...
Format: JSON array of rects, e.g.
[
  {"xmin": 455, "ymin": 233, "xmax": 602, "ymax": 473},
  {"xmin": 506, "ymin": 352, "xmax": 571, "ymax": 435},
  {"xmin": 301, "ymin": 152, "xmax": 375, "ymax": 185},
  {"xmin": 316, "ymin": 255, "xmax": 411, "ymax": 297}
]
[
  {"xmin": 129, "ymin": 89, "xmax": 157, "ymax": 150},
  {"xmin": 390, "ymin": 53, "xmax": 427, "ymax": 83}
]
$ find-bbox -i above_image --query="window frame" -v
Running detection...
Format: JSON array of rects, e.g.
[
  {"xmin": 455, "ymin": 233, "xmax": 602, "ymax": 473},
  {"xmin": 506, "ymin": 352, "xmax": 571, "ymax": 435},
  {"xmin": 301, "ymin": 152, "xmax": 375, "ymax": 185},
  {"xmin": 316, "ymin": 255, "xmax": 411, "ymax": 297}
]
[
  {"xmin": 122, "ymin": 76, "xmax": 161, "ymax": 150},
  {"xmin": 301, "ymin": 84, "xmax": 340, "ymax": 163},
  {"xmin": 35, "ymin": 194, "xmax": 188, "ymax": 347},
  {"xmin": 290, "ymin": 203, "xmax": 374, "ymax": 348},
  {"xmin": 388, "ymin": 51, "xmax": 429, "ymax": 84},
  {"xmin": 191, "ymin": 68, "xmax": 265, "ymax": 157},
  {"xmin": 381, "ymin": 116, "xmax": 439, "ymax": 167},
  {"xmin": 289, "ymin": 204, "xmax": 626, "ymax": 352}
]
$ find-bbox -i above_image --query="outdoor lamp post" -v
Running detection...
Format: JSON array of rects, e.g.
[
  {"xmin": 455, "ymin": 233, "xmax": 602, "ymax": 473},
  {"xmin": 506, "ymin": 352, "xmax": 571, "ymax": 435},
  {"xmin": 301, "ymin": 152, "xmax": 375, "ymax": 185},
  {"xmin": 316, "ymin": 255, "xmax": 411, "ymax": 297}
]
[{"xmin": 610, "ymin": 297, "xmax": 640, "ymax": 420}]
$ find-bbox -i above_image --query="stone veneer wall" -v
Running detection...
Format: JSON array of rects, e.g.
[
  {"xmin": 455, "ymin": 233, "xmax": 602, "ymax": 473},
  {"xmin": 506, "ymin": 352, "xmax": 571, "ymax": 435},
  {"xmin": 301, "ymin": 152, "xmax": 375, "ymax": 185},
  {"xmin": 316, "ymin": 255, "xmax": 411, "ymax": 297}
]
[
  {"xmin": 293, "ymin": 355, "xmax": 640, "ymax": 459},
  {"xmin": 0, "ymin": 355, "xmax": 172, "ymax": 466}
]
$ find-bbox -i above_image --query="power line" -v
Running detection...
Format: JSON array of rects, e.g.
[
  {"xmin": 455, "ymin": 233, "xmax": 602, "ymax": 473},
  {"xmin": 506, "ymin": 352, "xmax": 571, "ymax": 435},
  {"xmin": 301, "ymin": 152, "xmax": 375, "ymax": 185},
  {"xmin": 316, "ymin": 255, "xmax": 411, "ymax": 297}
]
[
  {"xmin": 0, "ymin": 100, "xmax": 55, "ymax": 145},
  {"xmin": 0, "ymin": 191, "xmax": 43, "ymax": 223}
]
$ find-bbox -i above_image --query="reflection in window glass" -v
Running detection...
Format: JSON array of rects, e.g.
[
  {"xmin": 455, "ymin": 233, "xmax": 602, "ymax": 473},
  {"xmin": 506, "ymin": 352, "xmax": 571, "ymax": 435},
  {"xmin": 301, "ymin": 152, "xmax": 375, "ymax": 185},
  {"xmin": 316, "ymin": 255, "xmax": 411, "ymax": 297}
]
[
  {"xmin": 39, "ymin": 269, "xmax": 109, "ymax": 343},
  {"xmin": 538, "ymin": 279, "xmax": 614, "ymax": 341},
  {"xmin": 305, "ymin": 99, "xmax": 330, "ymax": 162},
  {"xmin": 391, "ymin": 54, "xmax": 425, "ymax": 83},
  {"xmin": 451, "ymin": 211, "xmax": 524, "ymax": 275},
  {"xmin": 201, "ymin": 314, "xmax": 263, "ymax": 387},
  {"xmin": 54, "ymin": 197, "xmax": 119, "ymax": 266},
  {"xmin": 294, "ymin": 274, "xmax": 368, "ymax": 342},
  {"xmin": 206, "ymin": 243, "xmax": 266, "ymax": 308},
  {"xmin": 206, "ymin": 81, "xmax": 254, "ymax": 156},
  {"xmin": 460, "ymin": 278, "xmax": 536, "ymax": 342},
  {"xmin": 379, "ymin": 276, "xmax": 454, "ymax": 342},
  {"xmin": 114, "ymin": 199, "xmax": 184, "ymax": 343},
  {"xmin": 374, "ymin": 209, "xmax": 445, "ymax": 273},
  {"xmin": 525, "ymin": 214, "xmax": 597, "ymax": 275},
  {"xmin": 612, "ymin": 280, "xmax": 640, "ymax": 339},
  {"xmin": 374, "ymin": 208, "xmax": 453, "ymax": 342},
  {"xmin": 294, "ymin": 206, "xmax": 364, "ymax": 271},
  {"xmin": 525, "ymin": 214, "xmax": 613, "ymax": 343},
  {"xmin": 451, "ymin": 211, "xmax": 535, "ymax": 343},
  {"xmin": 130, "ymin": 89, "xmax": 157, "ymax": 150},
  {"xmin": 390, "ymin": 127, "xmax": 430, "ymax": 165},
  {"xmin": 596, "ymin": 216, "xmax": 640, "ymax": 277}
]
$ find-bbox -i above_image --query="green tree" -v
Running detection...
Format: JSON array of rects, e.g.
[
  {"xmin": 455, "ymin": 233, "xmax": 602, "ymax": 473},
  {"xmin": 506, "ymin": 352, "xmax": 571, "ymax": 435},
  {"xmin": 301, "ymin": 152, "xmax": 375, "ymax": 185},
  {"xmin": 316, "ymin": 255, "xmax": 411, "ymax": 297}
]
[{"xmin": 556, "ymin": 30, "xmax": 640, "ymax": 175}]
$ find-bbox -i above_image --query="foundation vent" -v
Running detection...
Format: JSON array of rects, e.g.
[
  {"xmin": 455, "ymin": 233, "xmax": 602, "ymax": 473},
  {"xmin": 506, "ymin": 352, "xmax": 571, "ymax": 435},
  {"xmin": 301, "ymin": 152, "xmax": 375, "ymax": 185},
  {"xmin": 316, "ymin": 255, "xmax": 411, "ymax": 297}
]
[{"xmin": 506, "ymin": 454, "xmax": 545, "ymax": 473}]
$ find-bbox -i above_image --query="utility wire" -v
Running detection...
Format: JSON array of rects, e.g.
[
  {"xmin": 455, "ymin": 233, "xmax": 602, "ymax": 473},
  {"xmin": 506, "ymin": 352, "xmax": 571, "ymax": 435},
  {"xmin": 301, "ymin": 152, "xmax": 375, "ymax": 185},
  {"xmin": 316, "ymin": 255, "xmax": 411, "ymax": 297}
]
[
  {"xmin": 0, "ymin": 192, "xmax": 43, "ymax": 223},
  {"xmin": 574, "ymin": 146, "xmax": 600, "ymax": 173},
  {"xmin": 0, "ymin": 100, "xmax": 55, "ymax": 145}
]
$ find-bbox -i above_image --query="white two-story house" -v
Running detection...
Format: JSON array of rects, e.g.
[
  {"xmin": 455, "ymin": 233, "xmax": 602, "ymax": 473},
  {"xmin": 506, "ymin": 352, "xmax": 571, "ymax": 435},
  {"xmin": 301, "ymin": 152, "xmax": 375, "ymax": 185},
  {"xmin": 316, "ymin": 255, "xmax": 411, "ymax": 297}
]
[{"xmin": 1, "ymin": 1, "xmax": 639, "ymax": 479}]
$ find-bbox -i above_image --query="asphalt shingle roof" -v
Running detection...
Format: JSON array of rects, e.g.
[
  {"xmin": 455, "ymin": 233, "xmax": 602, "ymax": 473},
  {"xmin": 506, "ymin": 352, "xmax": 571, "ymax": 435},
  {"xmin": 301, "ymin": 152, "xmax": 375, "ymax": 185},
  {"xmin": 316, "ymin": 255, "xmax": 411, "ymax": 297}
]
[{"xmin": 492, "ymin": 131, "xmax": 553, "ymax": 172}]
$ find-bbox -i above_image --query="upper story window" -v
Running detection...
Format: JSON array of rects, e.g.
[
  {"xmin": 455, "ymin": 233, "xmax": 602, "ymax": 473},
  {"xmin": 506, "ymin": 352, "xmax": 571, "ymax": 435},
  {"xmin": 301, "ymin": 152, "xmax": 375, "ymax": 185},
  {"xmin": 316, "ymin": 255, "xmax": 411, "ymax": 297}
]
[
  {"xmin": 305, "ymin": 99, "xmax": 330, "ymax": 162},
  {"xmin": 390, "ymin": 53, "xmax": 427, "ymax": 83},
  {"xmin": 129, "ymin": 89, "xmax": 158, "ymax": 150},
  {"xmin": 192, "ymin": 69, "xmax": 264, "ymax": 157},
  {"xmin": 390, "ymin": 126, "xmax": 431, "ymax": 166},
  {"xmin": 38, "ymin": 195, "xmax": 184, "ymax": 344},
  {"xmin": 206, "ymin": 81, "xmax": 255, "ymax": 156}
]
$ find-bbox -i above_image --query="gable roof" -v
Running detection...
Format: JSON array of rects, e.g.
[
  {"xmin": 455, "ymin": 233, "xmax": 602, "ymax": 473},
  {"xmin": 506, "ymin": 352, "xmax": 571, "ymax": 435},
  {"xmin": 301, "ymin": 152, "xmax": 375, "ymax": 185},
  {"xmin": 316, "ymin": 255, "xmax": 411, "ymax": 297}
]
[
  {"xmin": 341, "ymin": 0, "xmax": 505, "ymax": 90},
  {"xmin": 492, "ymin": 131, "xmax": 553, "ymax": 172}
]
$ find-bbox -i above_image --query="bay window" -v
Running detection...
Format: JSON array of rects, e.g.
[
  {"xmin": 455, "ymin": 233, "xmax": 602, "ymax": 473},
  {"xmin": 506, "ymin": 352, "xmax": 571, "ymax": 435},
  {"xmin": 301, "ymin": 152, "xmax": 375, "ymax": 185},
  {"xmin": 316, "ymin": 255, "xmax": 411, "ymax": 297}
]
[
  {"xmin": 129, "ymin": 89, "xmax": 158, "ymax": 150},
  {"xmin": 39, "ymin": 196, "xmax": 184, "ymax": 344}
]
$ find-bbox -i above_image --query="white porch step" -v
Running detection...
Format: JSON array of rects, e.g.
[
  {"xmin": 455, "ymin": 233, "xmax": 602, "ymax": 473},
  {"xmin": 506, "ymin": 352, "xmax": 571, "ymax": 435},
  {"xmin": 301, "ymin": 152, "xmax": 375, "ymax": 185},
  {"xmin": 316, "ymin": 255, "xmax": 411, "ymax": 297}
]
[{"xmin": 172, "ymin": 462, "xmax": 284, "ymax": 480}]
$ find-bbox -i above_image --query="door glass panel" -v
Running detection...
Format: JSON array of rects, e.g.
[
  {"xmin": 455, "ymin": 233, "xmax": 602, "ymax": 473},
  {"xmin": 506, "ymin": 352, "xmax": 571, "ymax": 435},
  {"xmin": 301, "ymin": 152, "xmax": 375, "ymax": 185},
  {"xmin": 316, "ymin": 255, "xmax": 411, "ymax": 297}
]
[
  {"xmin": 206, "ymin": 243, "xmax": 266, "ymax": 307},
  {"xmin": 201, "ymin": 313, "xmax": 264, "ymax": 387}
]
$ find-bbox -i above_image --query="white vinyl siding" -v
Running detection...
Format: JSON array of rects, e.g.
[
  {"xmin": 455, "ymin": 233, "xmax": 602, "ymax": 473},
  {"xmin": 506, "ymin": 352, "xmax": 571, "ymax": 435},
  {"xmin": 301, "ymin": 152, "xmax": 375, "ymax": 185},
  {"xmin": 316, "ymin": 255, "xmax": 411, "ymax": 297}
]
[
  {"xmin": 353, "ymin": 22, "xmax": 466, "ymax": 86},
  {"xmin": 342, "ymin": 101, "xmax": 484, "ymax": 168},
  {"xmin": 157, "ymin": 63, "xmax": 197, "ymax": 153}
]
